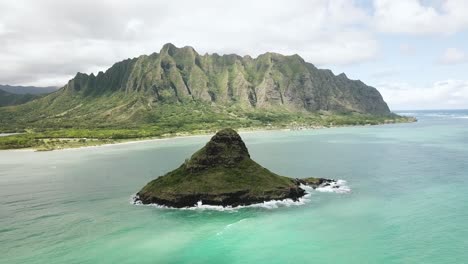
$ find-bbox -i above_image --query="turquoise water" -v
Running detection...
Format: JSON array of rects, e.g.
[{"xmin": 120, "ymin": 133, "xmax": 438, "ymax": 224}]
[{"xmin": 1, "ymin": 110, "xmax": 468, "ymax": 264}]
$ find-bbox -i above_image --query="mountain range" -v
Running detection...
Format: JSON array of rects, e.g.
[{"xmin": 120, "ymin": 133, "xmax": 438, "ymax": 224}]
[
  {"xmin": 0, "ymin": 85, "xmax": 58, "ymax": 95},
  {"xmin": 0, "ymin": 43, "xmax": 398, "ymax": 132},
  {"xmin": 0, "ymin": 89, "xmax": 41, "ymax": 107},
  {"xmin": 0, "ymin": 85, "xmax": 58, "ymax": 107}
]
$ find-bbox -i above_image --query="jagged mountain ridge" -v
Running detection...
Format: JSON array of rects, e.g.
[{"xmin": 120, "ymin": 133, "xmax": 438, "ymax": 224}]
[
  {"xmin": 65, "ymin": 43, "xmax": 390, "ymax": 115},
  {"xmin": 0, "ymin": 43, "xmax": 396, "ymax": 131}
]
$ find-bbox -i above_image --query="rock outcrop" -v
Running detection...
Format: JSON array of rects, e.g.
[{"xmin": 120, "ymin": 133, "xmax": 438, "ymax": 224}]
[{"xmin": 135, "ymin": 128, "xmax": 335, "ymax": 208}]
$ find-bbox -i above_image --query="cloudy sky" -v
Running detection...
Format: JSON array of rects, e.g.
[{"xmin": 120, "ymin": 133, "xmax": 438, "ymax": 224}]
[{"xmin": 0, "ymin": 0, "xmax": 467, "ymax": 110}]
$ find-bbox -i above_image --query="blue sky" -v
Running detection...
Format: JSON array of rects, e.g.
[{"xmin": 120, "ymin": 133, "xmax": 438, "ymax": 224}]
[
  {"xmin": 324, "ymin": 0, "xmax": 468, "ymax": 110},
  {"xmin": 0, "ymin": 0, "xmax": 467, "ymax": 110},
  {"xmin": 331, "ymin": 30, "xmax": 468, "ymax": 109}
]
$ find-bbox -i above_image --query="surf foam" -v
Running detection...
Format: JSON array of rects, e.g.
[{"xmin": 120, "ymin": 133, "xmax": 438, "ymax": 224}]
[
  {"xmin": 315, "ymin": 179, "xmax": 351, "ymax": 193},
  {"xmin": 131, "ymin": 179, "xmax": 350, "ymax": 211},
  {"xmin": 216, "ymin": 218, "xmax": 248, "ymax": 236}
]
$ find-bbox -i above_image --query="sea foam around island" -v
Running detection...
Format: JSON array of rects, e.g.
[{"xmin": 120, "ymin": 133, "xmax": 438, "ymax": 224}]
[
  {"xmin": 131, "ymin": 180, "xmax": 350, "ymax": 211},
  {"xmin": 315, "ymin": 179, "xmax": 351, "ymax": 193}
]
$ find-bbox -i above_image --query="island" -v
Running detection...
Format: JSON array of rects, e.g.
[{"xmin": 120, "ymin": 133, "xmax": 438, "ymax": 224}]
[{"xmin": 134, "ymin": 128, "xmax": 337, "ymax": 208}]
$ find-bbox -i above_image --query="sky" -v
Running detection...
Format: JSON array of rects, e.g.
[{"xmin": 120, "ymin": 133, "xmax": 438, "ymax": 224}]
[{"xmin": 0, "ymin": 0, "xmax": 467, "ymax": 110}]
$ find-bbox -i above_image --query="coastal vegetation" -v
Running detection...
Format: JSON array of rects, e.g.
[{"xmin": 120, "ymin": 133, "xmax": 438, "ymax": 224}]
[
  {"xmin": 0, "ymin": 43, "xmax": 416, "ymax": 150},
  {"xmin": 0, "ymin": 104, "xmax": 414, "ymax": 150}
]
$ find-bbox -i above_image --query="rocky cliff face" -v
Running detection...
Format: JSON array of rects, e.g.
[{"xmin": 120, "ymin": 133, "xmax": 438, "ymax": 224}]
[
  {"xmin": 65, "ymin": 43, "xmax": 390, "ymax": 115},
  {"xmin": 0, "ymin": 43, "xmax": 398, "ymax": 131}
]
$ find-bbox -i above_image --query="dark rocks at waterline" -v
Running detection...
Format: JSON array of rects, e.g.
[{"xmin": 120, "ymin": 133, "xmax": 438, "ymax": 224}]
[
  {"xmin": 134, "ymin": 186, "xmax": 307, "ymax": 208},
  {"xmin": 135, "ymin": 128, "xmax": 338, "ymax": 208},
  {"xmin": 133, "ymin": 178, "xmax": 338, "ymax": 208}
]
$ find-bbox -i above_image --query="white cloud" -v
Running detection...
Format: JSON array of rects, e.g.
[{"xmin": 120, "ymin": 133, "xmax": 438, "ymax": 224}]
[
  {"xmin": 0, "ymin": 23, "xmax": 6, "ymax": 35},
  {"xmin": 1, "ymin": 0, "xmax": 467, "ymax": 114},
  {"xmin": 0, "ymin": 0, "xmax": 378, "ymax": 86},
  {"xmin": 438, "ymin": 48, "xmax": 466, "ymax": 64},
  {"xmin": 373, "ymin": 0, "xmax": 468, "ymax": 34},
  {"xmin": 124, "ymin": 19, "xmax": 145, "ymax": 38},
  {"xmin": 377, "ymin": 80, "xmax": 468, "ymax": 110},
  {"xmin": 399, "ymin": 44, "xmax": 415, "ymax": 55}
]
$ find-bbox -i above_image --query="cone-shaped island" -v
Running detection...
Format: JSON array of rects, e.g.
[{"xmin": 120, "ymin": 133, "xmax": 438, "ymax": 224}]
[{"xmin": 135, "ymin": 128, "xmax": 336, "ymax": 208}]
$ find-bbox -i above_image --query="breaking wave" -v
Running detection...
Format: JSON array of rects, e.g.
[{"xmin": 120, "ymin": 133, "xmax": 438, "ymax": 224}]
[
  {"xmin": 398, "ymin": 111, "xmax": 468, "ymax": 119},
  {"xmin": 216, "ymin": 218, "xmax": 248, "ymax": 236},
  {"xmin": 315, "ymin": 179, "xmax": 351, "ymax": 193},
  {"xmin": 397, "ymin": 112, "xmax": 417, "ymax": 116},
  {"xmin": 132, "ymin": 194, "xmax": 312, "ymax": 211},
  {"xmin": 427, "ymin": 113, "xmax": 468, "ymax": 119},
  {"xmin": 131, "ymin": 180, "xmax": 351, "ymax": 211}
]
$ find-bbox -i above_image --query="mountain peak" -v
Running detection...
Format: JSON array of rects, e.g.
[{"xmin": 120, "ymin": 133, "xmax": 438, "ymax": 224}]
[
  {"xmin": 185, "ymin": 128, "xmax": 250, "ymax": 172},
  {"xmin": 161, "ymin": 42, "xmax": 177, "ymax": 49},
  {"xmin": 160, "ymin": 43, "xmax": 198, "ymax": 57},
  {"xmin": 0, "ymin": 43, "xmax": 395, "ymax": 131},
  {"xmin": 160, "ymin": 42, "xmax": 178, "ymax": 55}
]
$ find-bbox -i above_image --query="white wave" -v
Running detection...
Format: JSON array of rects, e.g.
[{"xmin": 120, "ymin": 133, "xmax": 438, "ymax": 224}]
[
  {"xmin": 315, "ymin": 179, "xmax": 351, "ymax": 194},
  {"xmin": 424, "ymin": 113, "xmax": 448, "ymax": 117},
  {"xmin": 299, "ymin": 184, "xmax": 315, "ymax": 192},
  {"xmin": 131, "ymin": 193, "xmax": 312, "ymax": 211},
  {"xmin": 216, "ymin": 218, "xmax": 247, "ymax": 236},
  {"xmin": 396, "ymin": 112, "xmax": 416, "ymax": 116},
  {"xmin": 182, "ymin": 194, "xmax": 312, "ymax": 211},
  {"xmin": 130, "ymin": 179, "xmax": 350, "ymax": 211},
  {"xmin": 396, "ymin": 112, "xmax": 468, "ymax": 119},
  {"xmin": 452, "ymin": 115, "xmax": 468, "ymax": 119},
  {"xmin": 422, "ymin": 113, "xmax": 468, "ymax": 119},
  {"xmin": 131, "ymin": 195, "xmax": 143, "ymax": 205}
]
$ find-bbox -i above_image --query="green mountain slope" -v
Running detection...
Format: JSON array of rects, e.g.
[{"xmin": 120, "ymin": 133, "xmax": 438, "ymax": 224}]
[
  {"xmin": 0, "ymin": 85, "xmax": 58, "ymax": 95},
  {"xmin": 0, "ymin": 89, "xmax": 41, "ymax": 107},
  {"xmin": 0, "ymin": 43, "xmax": 402, "ymax": 133}
]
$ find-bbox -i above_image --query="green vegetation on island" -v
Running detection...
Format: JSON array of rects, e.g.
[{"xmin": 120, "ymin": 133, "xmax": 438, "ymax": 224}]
[{"xmin": 135, "ymin": 128, "xmax": 332, "ymax": 207}]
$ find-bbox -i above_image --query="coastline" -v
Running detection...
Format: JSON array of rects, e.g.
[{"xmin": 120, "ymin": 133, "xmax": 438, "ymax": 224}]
[
  {"xmin": 131, "ymin": 180, "xmax": 351, "ymax": 211},
  {"xmin": 0, "ymin": 126, "xmax": 295, "ymax": 152},
  {"xmin": 0, "ymin": 119, "xmax": 416, "ymax": 152}
]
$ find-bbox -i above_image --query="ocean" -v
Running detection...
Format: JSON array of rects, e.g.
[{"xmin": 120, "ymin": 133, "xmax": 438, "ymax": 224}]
[{"xmin": 1, "ymin": 110, "xmax": 467, "ymax": 264}]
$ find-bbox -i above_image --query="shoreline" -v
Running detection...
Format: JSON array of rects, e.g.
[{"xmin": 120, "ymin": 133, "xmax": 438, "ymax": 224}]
[
  {"xmin": 0, "ymin": 119, "xmax": 416, "ymax": 152},
  {"xmin": 131, "ymin": 180, "xmax": 351, "ymax": 211},
  {"xmin": 0, "ymin": 127, "xmax": 297, "ymax": 152}
]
